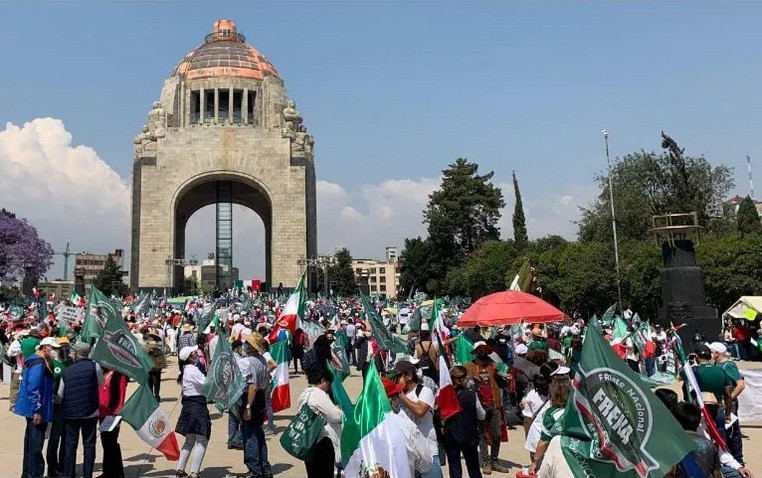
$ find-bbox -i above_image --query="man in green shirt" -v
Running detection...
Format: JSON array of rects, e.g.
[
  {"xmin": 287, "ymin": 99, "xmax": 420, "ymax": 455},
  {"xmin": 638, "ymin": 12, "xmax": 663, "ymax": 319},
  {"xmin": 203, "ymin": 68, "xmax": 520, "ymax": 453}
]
[
  {"xmin": 710, "ymin": 341, "xmax": 745, "ymax": 466},
  {"xmin": 20, "ymin": 329, "xmax": 42, "ymax": 359},
  {"xmin": 679, "ymin": 344, "xmax": 732, "ymax": 441}
]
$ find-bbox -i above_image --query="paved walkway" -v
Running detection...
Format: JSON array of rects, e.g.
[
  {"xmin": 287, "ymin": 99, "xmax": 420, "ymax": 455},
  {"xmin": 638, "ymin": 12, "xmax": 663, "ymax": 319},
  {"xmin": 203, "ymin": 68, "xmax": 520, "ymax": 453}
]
[{"xmin": 1, "ymin": 357, "xmax": 760, "ymax": 477}]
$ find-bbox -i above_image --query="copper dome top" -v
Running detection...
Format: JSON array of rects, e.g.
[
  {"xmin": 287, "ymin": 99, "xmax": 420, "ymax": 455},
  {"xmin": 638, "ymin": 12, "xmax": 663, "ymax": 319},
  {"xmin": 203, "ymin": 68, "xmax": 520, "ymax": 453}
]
[{"xmin": 170, "ymin": 20, "xmax": 279, "ymax": 81}]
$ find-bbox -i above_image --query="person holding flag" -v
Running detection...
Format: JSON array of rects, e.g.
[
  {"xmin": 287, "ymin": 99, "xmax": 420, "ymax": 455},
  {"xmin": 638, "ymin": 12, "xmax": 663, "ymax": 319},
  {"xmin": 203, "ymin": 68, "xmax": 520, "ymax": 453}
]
[
  {"xmin": 174, "ymin": 345, "xmax": 211, "ymax": 478},
  {"xmin": 295, "ymin": 368, "xmax": 343, "ymax": 478},
  {"xmin": 442, "ymin": 365, "xmax": 485, "ymax": 478}
]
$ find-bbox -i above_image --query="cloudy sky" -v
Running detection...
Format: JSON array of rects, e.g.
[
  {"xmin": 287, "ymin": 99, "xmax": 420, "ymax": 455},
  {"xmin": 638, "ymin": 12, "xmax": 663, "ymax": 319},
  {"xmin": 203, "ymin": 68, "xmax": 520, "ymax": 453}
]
[{"xmin": 2, "ymin": 3, "xmax": 760, "ymax": 280}]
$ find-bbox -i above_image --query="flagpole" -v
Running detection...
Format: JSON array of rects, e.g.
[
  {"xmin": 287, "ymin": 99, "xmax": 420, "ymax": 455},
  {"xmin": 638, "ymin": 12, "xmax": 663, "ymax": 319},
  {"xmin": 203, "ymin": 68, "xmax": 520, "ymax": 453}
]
[{"xmin": 602, "ymin": 130, "xmax": 623, "ymax": 312}]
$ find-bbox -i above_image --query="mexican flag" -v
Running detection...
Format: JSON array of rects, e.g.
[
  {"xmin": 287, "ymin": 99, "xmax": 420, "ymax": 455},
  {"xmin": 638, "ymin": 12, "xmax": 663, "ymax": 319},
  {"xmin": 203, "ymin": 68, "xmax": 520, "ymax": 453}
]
[
  {"xmin": 341, "ymin": 361, "xmax": 412, "ymax": 477},
  {"xmin": 430, "ymin": 300, "xmax": 460, "ymax": 420},
  {"xmin": 121, "ymin": 385, "xmax": 180, "ymax": 460},
  {"xmin": 269, "ymin": 276, "xmax": 305, "ymax": 343},
  {"xmin": 555, "ymin": 325, "xmax": 695, "ymax": 478},
  {"xmin": 269, "ymin": 340, "xmax": 291, "ymax": 413},
  {"xmin": 202, "ymin": 315, "xmax": 219, "ymax": 335}
]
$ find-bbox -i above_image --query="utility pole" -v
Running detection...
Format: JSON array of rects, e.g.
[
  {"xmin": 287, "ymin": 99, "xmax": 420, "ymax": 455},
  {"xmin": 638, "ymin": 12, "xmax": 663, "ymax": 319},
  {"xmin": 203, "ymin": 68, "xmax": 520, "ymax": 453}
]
[
  {"xmin": 55, "ymin": 242, "xmax": 73, "ymax": 280},
  {"xmin": 748, "ymin": 155, "xmax": 755, "ymax": 199},
  {"xmin": 602, "ymin": 130, "xmax": 623, "ymax": 311}
]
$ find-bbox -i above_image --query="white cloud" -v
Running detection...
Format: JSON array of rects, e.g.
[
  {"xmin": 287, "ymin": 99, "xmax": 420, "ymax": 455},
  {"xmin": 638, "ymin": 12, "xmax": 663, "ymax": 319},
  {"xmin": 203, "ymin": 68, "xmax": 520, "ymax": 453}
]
[
  {"xmin": 0, "ymin": 118, "xmax": 130, "ymax": 280},
  {"xmin": 0, "ymin": 118, "xmax": 599, "ymax": 283}
]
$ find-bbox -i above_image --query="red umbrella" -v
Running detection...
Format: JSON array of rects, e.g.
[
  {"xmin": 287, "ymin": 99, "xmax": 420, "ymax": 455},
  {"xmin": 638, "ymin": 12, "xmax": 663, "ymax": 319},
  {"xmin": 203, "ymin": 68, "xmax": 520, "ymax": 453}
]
[{"xmin": 457, "ymin": 290, "xmax": 569, "ymax": 327}]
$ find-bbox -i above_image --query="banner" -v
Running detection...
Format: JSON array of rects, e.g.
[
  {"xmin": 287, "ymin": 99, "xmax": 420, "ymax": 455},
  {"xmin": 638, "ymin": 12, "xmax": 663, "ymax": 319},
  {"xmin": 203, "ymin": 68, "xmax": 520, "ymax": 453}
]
[
  {"xmin": 738, "ymin": 368, "xmax": 762, "ymax": 423},
  {"xmin": 91, "ymin": 316, "xmax": 154, "ymax": 384},
  {"xmin": 56, "ymin": 305, "xmax": 80, "ymax": 327},
  {"xmin": 203, "ymin": 334, "xmax": 246, "ymax": 410}
]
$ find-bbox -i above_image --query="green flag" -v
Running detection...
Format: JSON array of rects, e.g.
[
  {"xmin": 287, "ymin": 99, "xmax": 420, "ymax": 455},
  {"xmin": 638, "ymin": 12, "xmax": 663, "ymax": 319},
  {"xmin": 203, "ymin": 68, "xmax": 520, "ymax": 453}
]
[
  {"xmin": 454, "ymin": 334, "xmax": 474, "ymax": 366},
  {"xmin": 556, "ymin": 324, "xmax": 694, "ymax": 478},
  {"xmin": 359, "ymin": 294, "xmax": 407, "ymax": 354},
  {"xmin": 81, "ymin": 286, "xmax": 120, "ymax": 342},
  {"xmin": 203, "ymin": 334, "xmax": 246, "ymax": 410},
  {"xmin": 91, "ymin": 315, "xmax": 154, "ymax": 384},
  {"xmin": 328, "ymin": 363, "xmax": 354, "ymax": 418}
]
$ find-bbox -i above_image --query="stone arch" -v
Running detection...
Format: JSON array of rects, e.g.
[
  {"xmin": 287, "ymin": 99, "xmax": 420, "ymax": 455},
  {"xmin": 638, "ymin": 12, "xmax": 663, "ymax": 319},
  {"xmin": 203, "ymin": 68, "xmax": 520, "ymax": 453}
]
[{"xmin": 171, "ymin": 171, "xmax": 273, "ymax": 292}]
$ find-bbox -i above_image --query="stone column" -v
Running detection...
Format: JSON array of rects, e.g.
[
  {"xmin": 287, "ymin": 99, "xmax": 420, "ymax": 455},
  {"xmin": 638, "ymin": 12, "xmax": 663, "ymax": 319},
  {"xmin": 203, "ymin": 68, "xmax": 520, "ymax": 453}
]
[
  {"xmin": 228, "ymin": 87, "xmax": 234, "ymax": 123},
  {"xmin": 200, "ymin": 88, "xmax": 205, "ymax": 123},
  {"xmin": 242, "ymin": 88, "xmax": 249, "ymax": 125},
  {"xmin": 214, "ymin": 88, "xmax": 219, "ymax": 124}
]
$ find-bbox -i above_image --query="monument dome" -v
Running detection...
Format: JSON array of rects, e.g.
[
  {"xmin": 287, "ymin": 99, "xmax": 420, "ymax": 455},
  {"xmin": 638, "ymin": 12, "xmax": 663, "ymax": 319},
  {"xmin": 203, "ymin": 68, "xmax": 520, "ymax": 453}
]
[{"xmin": 170, "ymin": 19, "xmax": 279, "ymax": 81}]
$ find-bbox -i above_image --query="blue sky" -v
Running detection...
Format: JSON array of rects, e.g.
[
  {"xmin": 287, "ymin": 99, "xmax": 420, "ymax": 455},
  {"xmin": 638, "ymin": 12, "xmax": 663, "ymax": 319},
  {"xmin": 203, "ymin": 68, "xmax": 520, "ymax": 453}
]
[{"xmin": 1, "ymin": 2, "xmax": 761, "ymax": 279}]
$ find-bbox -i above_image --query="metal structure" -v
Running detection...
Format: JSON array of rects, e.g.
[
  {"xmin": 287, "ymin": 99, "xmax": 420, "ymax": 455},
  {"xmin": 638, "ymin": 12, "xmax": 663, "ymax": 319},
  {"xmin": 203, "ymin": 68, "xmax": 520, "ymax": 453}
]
[
  {"xmin": 649, "ymin": 212, "xmax": 702, "ymax": 247},
  {"xmin": 602, "ymin": 130, "xmax": 623, "ymax": 310},
  {"xmin": 164, "ymin": 256, "xmax": 199, "ymax": 293},
  {"xmin": 297, "ymin": 256, "xmax": 331, "ymax": 294},
  {"xmin": 216, "ymin": 181, "xmax": 234, "ymax": 290},
  {"xmin": 748, "ymin": 155, "xmax": 755, "ymax": 199}
]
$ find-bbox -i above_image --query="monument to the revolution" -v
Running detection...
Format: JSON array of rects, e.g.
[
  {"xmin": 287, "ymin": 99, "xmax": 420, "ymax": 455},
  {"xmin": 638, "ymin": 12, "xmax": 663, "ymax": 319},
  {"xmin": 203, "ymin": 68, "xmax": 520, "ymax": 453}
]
[{"xmin": 130, "ymin": 19, "xmax": 317, "ymax": 293}]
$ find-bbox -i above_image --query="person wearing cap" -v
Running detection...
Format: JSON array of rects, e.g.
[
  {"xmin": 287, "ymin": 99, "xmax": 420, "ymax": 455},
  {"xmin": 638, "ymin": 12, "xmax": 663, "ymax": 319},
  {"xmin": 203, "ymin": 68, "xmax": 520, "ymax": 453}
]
[
  {"xmin": 59, "ymin": 341, "xmax": 105, "ymax": 478},
  {"xmin": 382, "ymin": 377, "xmax": 434, "ymax": 477},
  {"xmin": 465, "ymin": 341, "xmax": 509, "ymax": 474},
  {"xmin": 46, "ymin": 337, "xmax": 74, "ymax": 478},
  {"xmin": 528, "ymin": 366, "xmax": 571, "ymax": 476},
  {"xmin": 144, "ymin": 329, "xmax": 165, "ymax": 402},
  {"xmin": 442, "ymin": 366, "xmax": 485, "ymax": 478},
  {"xmin": 175, "ymin": 345, "xmax": 211, "ymax": 478},
  {"xmin": 710, "ymin": 341, "xmax": 746, "ymax": 466},
  {"xmin": 15, "ymin": 336, "xmax": 59, "ymax": 478},
  {"xmin": 6, "ymin": 327, "xmax": 25, "ymax": 411},
  {"xmin": 296, "ymin": 368, "xmax": 343, "ymax": 478},
  {"xmin": 240, "ymin": 333, "xmax": 273, "ymax": 478},
  {"xmin": 680, "ymin": 344, "xmax": 733, "ymax": 443},
  {"xmin": 391, "ymin": 359, "xmax": 443, "ymax": 478}
]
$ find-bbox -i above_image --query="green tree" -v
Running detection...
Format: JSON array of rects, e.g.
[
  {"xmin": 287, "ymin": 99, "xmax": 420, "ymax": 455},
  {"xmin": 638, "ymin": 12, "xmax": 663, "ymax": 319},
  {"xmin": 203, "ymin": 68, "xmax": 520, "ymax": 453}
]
[
  {"xmin": 512, "ymin": 171, "xmax": 529, "ymax": 250},
  {"xmin": 699, "ymin": 233, "xmax": 762, "ymax": 312},
  {"xmin": 399, "ymin": 237, "xmax": 439, "ymax": 296},
  {"xmin": 458, "ymin": 240, "xmax": 519, "ymax": 298},
  {"xmin": 736, "ymin": 196, "xmax": 762, "ymax": 234},
  {"xmin": 423, "ymin": 158, "xmax": 505, "ymax": 286},
  {"xmin": 329, "ymin": 247, "xmax": 356, "ymax": 297},
  {"xmin": 620, "ymin": 241, "xmax": 662, "ymax": 318},
  {"xmin": 579, "ymin": 134, "xmax": 734, "ymax": 243},
  {"xmin": 92, "ymin": 256, "xmax": 128, "ymax": 297},
  {"xmin": 553, "ymin": 242, "xmax": 618, "ymax": 318}
]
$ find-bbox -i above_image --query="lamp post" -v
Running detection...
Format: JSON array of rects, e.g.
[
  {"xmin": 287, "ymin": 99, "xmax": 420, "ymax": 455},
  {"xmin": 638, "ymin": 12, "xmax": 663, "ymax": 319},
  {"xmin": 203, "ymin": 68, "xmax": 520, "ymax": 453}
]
[{"xmin": 602, "ymin": 130, "xmax": 623, "ymax": 311}]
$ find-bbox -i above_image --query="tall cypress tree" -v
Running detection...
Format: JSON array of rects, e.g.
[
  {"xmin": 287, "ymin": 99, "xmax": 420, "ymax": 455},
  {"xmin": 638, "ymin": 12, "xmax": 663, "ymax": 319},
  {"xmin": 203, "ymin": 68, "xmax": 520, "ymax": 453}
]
[
  {"xmin": 512, "ymin": 170, "xmax": 529, "ymax": 248},
  {"xmin": 737, "ymin": 196, "xmax": 762, "ymax": 234}
]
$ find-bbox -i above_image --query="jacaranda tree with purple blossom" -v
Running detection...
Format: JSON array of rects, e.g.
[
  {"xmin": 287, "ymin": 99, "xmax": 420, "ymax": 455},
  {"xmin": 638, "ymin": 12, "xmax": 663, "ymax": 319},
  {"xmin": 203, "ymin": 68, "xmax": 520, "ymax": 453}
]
[{"xmin": 0, "ymin": 209, "xmax": 54, "ymax": 282}]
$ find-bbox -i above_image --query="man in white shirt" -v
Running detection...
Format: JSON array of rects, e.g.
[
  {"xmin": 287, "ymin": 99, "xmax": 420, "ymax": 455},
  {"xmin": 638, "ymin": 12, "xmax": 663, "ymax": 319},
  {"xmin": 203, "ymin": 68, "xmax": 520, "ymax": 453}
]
[
  {"xmin": 392, "ymin": 360, "xmax": 442, "ymax": 478},
  {"xmin": 345, "ymin": 320, "xmax": 357, "ymax": 366},
  {"xmin": 536, "ymin": 436, "xmax": 574, "ymax": 478},
  {"xmin": 383, "ymin": 377, "xmax": 434, "ymax": 477}
]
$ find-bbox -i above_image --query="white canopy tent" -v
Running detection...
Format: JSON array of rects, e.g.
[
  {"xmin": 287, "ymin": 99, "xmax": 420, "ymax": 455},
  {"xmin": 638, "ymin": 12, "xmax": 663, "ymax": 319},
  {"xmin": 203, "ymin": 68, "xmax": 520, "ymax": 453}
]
[{"xmin": 723, "ymin": 296, "xmax": 762, "ymax": 321}]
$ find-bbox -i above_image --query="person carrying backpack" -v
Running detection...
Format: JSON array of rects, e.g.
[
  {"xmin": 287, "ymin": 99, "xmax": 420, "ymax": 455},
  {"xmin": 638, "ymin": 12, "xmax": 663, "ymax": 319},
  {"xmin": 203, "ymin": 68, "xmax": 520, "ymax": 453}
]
[{"xmin": 415, "ymin": 330, "xmax": 439, "ymax": 386}]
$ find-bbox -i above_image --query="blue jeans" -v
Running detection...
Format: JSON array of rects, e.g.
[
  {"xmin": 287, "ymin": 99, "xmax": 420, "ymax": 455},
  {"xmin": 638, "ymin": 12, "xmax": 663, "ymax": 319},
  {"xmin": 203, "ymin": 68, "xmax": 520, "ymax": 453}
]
[
  {"xmin": 415, "ymin": 454, "xmax": 444, "ymax": 478},
  {"xmin": 228, "ymin": 411, "xmax": 242, "ymax": 446},
  {"xmin": 23, "ymin": 418, "xmax": 47, "ymax": 478},
  {"xmin": 444, "ymin": 444, "xmax": 482, "ymax": 478},
  {"xmin": 644, "ymin": 357, "xmax": 656, "ymax": 377},
  {"xmin": 64, "ymin": 417, "xmax": 98, "ymax": 478},
  {"xmin": 264, "ymin": 386, "xmax": 275, "ymax": 432},
  {"xmin": 241, "ymin": 419, "xmax": 272, "ymax": 477},
  {"xmin": 722, "ymin": 465, "xmax": 743, "ymax": 478},
  {"xmin": 727, "ymin": 401, "xmax": 744, "ymax": 466}
]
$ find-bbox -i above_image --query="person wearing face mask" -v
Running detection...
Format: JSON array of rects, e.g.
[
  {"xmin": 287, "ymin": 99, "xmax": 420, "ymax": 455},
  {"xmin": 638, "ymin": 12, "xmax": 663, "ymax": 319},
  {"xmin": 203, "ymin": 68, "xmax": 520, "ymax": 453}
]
[
  {"xmin": 15, "ymin": 336, "xmax": 60, "ymax": 478},
  {"xmin": 382, "ymin": 377, "xmax": 434, "ymax": 477},
  {"xmin": 442, "ymin": 366, "xmax": 485, "ymax": 478},
  {"xmin": 46, "ymin": 337, "xmax": 73, "ymax": 478},
  {"xmin": 391, "ymin": 360, "xmax": 443, "ymax": 478},
  {"xmin": 296, "ymin": 369, "xmax": 343, "ymax": 478},
  {"xmin": 465, "ymin": 341, "xmax": 509, "ymax": 475}
]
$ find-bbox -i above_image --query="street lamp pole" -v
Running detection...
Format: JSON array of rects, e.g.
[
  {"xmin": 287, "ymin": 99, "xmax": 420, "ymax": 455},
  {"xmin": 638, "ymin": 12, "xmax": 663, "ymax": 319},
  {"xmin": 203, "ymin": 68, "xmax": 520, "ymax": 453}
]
[{"xmin": 603, "ymin": 130, "xmax": 623, "ymax": 311}]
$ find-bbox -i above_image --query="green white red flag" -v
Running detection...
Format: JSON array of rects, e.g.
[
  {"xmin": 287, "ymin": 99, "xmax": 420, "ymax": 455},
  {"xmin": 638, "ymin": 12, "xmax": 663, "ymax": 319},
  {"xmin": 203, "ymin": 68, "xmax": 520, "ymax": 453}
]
[
  {"xmin": 121, "ymin": 384, "xmax": 180, "ymax": 460},
  {"xmin": 341, "ymin": 361, "xmax": 412, "ymax": 477},
  {"xmin": 269, "ymin": 276, "xmax": 305, "ymax": 343},
  {"xmin": 269, "ymin": 340, "xmax": 291, "ymax": 413}
]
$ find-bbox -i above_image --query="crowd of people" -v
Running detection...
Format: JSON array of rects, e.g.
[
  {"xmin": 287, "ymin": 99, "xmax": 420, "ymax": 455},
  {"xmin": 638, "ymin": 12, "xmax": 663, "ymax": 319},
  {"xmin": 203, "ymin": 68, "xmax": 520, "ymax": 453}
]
[{"xmin": 0, "ymin": 292, "xmax": 759, "ymax": 478}]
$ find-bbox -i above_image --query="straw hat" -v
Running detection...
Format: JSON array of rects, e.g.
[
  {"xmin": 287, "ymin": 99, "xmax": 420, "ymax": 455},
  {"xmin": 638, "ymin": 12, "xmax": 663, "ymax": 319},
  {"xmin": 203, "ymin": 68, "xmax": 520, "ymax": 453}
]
[{"xmin": 245, "ymin": 332, "xmax": 267, "ymax": 354}]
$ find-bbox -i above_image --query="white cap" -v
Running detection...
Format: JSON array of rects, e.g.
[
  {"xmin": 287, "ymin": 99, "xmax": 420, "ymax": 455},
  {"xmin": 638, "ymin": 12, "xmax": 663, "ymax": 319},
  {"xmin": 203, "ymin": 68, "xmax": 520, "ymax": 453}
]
[
  {"xmin": 39, "ymin": 337, "xmax": 61, "ymax": 348},
  {"xmin": 179, "ymin": 346, "xmax": 199, "ymax": 361},
  {"xmin": 551, "ymin": 366, "xmax": 571, "ymax": 376},
  {"xmin": 515, "ymin": 343, "xmax": 528, "ymax": 355},
  {"xmin": 708, "ymin": 342, "xmax": 729, "ymax": 356}
]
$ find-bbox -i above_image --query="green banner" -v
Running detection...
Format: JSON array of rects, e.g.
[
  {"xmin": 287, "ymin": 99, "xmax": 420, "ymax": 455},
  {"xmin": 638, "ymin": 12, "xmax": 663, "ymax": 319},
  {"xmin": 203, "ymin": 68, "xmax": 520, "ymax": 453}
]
[
  {"xmin": 91, "ymin": 315, "xmax": 154, "ymax": 384},
  {"xmin": 203, "ymin": 333, "xmax": 246, "ymax": 410}
]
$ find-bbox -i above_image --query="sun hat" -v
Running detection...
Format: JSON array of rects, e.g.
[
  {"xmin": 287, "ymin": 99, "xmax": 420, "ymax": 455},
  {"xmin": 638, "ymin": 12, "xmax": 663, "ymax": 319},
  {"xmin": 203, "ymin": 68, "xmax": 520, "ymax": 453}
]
[
  {"xmin": 391, "ymin": 360, "xmax": 417, "ymax": 377},
  {"xmin": 701, "ymin": 391, "xmax": 718, "ymax": 406},
  {"xmin": 73, "ymin": 342, "xmax": 91, "ymax": 354},
  {"xmin": 179, "ymin": 346, "xmax": 199, "ymax": 361},
  {"xmin": 382, "ymin": 377, "xmax": 405, "ymax": 398},
  {"xmin": 57, "ymin": 337, "xmax": 70, "ymax": 345},
  {"xmin": 708, "ymin": 342, "xmax": 729, "ymax": 356},
  {"xmin": 39, "ymin": 337, "xmax": 61, "ymax": 348},
  {"xmin": 181, "ymin": 323, "xmax": 194, "ymax": 333},
  {"xmin": 471, "ymin": 341, "xmax": 494, "ymax": 354},
  {"xmin": 245, "ymin": 333, "xmax": 267, "ymax": 354},
  {"xmin": 550, "ymin": 365, "xmax": 571, "ymax": 376}
]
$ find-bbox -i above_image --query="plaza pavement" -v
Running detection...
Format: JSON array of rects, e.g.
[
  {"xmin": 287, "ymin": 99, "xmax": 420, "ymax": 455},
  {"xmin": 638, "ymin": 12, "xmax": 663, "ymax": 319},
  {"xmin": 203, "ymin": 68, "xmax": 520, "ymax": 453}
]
[{"xmin": 1, "ymin": 356, "xmax": 761, "ymax": 478}]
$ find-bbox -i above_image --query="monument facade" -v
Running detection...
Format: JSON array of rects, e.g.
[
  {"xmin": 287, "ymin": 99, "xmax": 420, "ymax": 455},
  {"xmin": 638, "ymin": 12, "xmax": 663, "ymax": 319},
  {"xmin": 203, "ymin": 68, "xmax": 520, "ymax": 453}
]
[{"xmin": 130, "ymin": 19, "xmax": 317, "ymax": 292}]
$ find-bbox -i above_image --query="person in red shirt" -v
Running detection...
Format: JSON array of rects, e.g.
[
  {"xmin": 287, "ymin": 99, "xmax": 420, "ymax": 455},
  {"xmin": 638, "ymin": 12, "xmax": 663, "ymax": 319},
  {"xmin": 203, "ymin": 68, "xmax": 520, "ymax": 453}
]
[
  {"xmin": 99, "ymin": 369, "xmax": 128, "ymax": 478},
  {"xmin": 733, "ymin": 321, "xmax": 754, "ymax": 361}
]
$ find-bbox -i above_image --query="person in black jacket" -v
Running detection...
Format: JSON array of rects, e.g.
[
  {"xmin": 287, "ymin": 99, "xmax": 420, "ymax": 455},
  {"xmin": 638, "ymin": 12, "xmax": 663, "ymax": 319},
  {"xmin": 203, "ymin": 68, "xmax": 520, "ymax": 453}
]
[{"xmin": 442, "ymin": 366, "xmax": 485, "ymax": 478}]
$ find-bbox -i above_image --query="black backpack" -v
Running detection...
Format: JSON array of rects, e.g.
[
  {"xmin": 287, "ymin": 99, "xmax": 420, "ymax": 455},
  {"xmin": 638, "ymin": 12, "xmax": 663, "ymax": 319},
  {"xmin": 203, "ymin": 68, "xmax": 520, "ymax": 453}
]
[
  {"xmin": 301, "ymin": 348, "xmax": 320, "ymax": 373},
  {"xmin": 418, "ymin": 342, "xmax": 438, "ymax": 384}
]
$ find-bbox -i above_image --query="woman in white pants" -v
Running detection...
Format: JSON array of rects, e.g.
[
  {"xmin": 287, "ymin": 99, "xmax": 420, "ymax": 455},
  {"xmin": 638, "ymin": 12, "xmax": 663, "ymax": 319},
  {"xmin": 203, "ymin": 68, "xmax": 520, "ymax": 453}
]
[
  {"xmin": 174, "ymin": 346, "xmax": 211, "ymax": 478},
  {"xmin": 166, "ymin": 323, "xmax": 177, "ymax": 356}
]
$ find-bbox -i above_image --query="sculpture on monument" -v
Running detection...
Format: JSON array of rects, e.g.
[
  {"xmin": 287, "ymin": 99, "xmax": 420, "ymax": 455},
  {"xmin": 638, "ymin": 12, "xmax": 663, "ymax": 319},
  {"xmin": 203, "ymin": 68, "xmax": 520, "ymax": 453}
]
[
  {"xmin": 281, "ymin": 99, "xmax": 314, "ymax": 155},
  {"xmin": 148, "ymin": 101, "xmax": 166, "ymax": 138}
]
